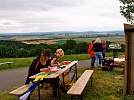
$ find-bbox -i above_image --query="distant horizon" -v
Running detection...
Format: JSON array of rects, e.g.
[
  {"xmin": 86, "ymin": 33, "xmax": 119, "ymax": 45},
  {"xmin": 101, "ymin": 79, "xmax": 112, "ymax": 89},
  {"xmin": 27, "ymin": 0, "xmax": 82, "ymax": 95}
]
[{"xmin": 0, "ymin": 30, "xmax": 124, "ymax": 34}]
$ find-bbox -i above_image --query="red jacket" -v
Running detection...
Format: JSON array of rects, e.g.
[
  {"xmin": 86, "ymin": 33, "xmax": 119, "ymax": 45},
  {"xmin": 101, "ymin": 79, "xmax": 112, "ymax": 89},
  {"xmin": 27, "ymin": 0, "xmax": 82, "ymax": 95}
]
[{"xmin": 88, "ymin": 43, "xmax": 95, "ymax": 57}]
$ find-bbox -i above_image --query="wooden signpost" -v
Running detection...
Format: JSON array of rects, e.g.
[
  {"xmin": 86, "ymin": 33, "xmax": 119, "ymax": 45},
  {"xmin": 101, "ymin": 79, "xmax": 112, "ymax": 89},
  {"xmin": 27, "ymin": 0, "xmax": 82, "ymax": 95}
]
[{"xmin": 123, "ymin": 23, "xmax": 134, "ymax": 95}]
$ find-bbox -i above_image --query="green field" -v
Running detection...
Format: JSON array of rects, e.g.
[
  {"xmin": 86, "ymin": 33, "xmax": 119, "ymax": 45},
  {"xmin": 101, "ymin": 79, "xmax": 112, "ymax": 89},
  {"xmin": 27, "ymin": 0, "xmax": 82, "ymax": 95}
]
[
  {"xmin": 75, "ymin": 36, "xmax": 125, "ymax": 44},
  {"xmin": 53, "ymin": 36, "xmax": 125, "ymax": 44},
  {"xmin": 0, "ymin": 54, "xmax": 91, "ymax": 70},
  {"xmin": 0, "ymin": 52, "xmax": 125, "ymax": 71},
  {"xmin": 0, "ymin": 33, "xmax": 125, "ymax": 44}
]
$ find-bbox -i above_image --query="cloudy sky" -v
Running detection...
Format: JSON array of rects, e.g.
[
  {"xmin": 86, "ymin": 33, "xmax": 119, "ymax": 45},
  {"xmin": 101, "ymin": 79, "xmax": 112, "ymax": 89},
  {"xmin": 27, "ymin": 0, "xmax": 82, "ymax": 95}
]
[{"xmin": 0, "ymin": 0, "xmax": 127, "ymax": 33}]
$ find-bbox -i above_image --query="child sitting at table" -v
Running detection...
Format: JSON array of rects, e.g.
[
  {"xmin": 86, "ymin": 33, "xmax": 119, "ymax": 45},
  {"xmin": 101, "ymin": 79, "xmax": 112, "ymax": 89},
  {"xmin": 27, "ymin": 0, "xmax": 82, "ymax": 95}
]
[
  {"xmin": 50, "ymin": 48, "xmax": 67, "ymax": 96},
  {"xmin": 50, "ymin": 48, "xmax": 64, "ymax": 67}
]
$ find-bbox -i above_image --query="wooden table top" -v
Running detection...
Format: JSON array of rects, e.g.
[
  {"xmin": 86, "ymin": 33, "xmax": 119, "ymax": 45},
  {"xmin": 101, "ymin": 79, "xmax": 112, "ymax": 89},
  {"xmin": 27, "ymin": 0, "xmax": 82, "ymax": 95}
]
[{"xmin": 29, "ymin": 61, "xmax": 78, "ymax": 79}]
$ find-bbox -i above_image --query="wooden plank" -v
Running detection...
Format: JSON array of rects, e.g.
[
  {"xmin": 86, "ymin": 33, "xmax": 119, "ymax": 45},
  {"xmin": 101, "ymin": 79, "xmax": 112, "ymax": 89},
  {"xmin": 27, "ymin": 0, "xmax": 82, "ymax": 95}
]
[
  {"xmin": 0, "ymin": 63, "xmax": 6, "ymax": 65},
  {"xmin": 67, "ymin": 70, "xmax": 93, "ymax": 95},
  {"xmin": 5, "ymin": 62, "xmax": 13, "ymax": 64},
  {"xmin": 5, "ymin": 62, "xmax": 13, "ymax": 68},
  {"xmin": 9, "ymin": 84, "xmax": 30, "ymax": 96},
  {"xmin": 0, "ymin": 62, "xmax": 13, "ymax": 68}
]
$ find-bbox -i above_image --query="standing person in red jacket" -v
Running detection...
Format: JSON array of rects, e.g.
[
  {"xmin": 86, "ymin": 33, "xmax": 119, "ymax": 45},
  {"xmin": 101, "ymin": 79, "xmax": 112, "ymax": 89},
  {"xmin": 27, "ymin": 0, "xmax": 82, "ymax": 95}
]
[{"xmin": 88, "ymin": 40, "xmax": 95, "ymax": 68}]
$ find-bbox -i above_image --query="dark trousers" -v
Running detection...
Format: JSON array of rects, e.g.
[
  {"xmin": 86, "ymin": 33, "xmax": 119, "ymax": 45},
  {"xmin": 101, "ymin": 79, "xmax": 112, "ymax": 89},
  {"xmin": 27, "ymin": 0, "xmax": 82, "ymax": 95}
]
[
  {"xmin": 40, "ymin": 79, "xmax": 57, "ymax": 91},
  {"xmin": 90, "ymin": 57, "xmax": 95, "ymax": 68}
]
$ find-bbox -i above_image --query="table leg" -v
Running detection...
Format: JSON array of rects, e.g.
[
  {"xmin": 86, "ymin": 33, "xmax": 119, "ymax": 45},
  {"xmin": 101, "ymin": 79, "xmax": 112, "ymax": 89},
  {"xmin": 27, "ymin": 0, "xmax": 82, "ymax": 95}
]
[
  {"xmin": 62, "ymin": 73, "xmax": 65, "ymax": 86},
  {"xmin": 37, "ymin": 83, "xmax": 41, "ymax": 100},
  {"xmin": 74, "ymin": 63, "xmax": 78, "ymax": 80},
  {"xmin": 7, "ymin": 63, "xmax": 11, "ymax": 68},
  {"xmin": 57, "ymin": 77, "xmax": 61, "ymax": 100},
  {"xmin": 90, "ymin": 75, "xmax": 92, "ymax": 87}
]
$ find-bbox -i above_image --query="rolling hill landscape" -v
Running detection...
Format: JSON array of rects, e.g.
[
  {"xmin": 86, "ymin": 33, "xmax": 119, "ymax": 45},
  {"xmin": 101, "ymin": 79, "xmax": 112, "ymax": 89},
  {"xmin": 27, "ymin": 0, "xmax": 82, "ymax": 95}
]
[{"xmin": 0, "ymin": 30, "xmax": 124, "ymax": 44}]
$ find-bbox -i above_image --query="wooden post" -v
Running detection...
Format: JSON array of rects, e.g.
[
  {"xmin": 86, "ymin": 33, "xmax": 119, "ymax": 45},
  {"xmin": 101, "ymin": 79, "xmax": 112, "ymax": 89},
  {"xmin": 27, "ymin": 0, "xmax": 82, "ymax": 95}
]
[{"xmin": 123, "ymin": 23, "xmax": 134, "ymax": 95}]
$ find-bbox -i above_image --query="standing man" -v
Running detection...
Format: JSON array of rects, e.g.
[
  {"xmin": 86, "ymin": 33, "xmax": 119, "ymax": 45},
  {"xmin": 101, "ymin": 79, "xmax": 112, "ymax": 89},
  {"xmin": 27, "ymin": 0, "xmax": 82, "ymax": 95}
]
[{"xmin": 88, "ymin": 40, "xmax": 95, "ymax": 68}]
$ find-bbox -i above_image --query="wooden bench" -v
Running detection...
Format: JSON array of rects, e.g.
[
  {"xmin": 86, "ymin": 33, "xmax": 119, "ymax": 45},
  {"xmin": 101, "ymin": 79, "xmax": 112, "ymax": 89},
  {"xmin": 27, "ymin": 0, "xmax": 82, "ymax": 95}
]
[
  {"xmin": 9, "ymin": 84, "xmax": 31, "ymax": 99},
  {"xmin": 5, "ymin": 62, "xmax": 13, "ymax": 68},
  {"xmin": 0, "ymin": 62, "xmax": 13, "ymax": 68},
  {"xmin": 67, "ymin": 70, "xmax": 93, "ymax": 100}
]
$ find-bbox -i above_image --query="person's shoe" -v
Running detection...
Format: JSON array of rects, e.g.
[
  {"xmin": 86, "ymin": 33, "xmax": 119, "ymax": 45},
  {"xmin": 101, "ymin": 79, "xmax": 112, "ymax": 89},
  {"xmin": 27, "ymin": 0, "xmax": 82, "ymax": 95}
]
[
  {"xmin": 90, "ymin": 66, "xmax": 94, "ymax": 69},
  {"xmin": 52, "ymin": 91, "xmax": 57, "ymax": 97},
  {"xmin": 98, "ymin": 65, "xmax": 102, "ymax": 68}
]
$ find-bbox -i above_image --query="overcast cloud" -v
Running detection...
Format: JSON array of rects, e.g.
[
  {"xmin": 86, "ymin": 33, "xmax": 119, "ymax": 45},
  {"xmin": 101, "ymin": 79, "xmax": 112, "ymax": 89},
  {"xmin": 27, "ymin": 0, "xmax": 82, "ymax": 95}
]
[{"xmin": 0, "ymin": 0, "xmax": 127, "ymax": 33}]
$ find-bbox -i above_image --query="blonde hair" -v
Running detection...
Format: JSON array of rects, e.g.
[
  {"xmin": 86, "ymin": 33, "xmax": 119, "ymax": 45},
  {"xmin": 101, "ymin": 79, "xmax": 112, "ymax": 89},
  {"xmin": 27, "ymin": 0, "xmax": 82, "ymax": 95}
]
[
  {"xmin": 95, "ymin": 38, "xmax": 101, "ymax": 43},
  {"xmin": 102, "ymin": 39, "xmax": 106, "ymax": 43},
  {"xmin": 56, "ymin": 48, "xmax": 64, "ymax": 57}
]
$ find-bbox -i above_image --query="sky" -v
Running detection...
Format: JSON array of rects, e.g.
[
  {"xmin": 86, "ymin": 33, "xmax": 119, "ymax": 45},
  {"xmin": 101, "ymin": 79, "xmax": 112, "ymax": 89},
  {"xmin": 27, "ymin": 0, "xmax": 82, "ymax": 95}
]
[{"xmin": 0, "ymin": 0, "xmax": 127, "ymax": 33}]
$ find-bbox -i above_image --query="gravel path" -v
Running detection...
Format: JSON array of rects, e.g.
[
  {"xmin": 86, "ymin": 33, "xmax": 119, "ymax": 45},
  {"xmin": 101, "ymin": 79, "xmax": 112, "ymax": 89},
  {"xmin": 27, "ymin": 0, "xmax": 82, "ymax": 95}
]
[{"xmin": 0, "ymin": 59, "xmax": 90, "ymax": 94}]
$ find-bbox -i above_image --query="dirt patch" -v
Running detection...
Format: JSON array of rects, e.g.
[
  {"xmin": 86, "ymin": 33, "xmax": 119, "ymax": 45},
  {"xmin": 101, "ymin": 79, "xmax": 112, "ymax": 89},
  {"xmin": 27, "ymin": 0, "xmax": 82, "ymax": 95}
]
[
  {"xmin": 15, "ymin": 37, "xmax": 58, "ymax": 44},
  {"xmin": 23, "ymin": 40, "xmax": 58, "ymax": 44},
  {"xmin": 15, "ymin": 36, "xmax": 41, "ymax": 41}
]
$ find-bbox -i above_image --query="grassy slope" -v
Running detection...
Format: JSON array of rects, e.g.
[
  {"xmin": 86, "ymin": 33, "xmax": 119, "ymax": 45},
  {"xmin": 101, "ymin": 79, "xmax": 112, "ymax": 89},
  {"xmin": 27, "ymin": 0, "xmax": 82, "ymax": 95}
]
[
  {"xmin": 1, "ymin": 52, "xmax": 131, "ymax": 100},
  {"xmin": 0, "ymin": 67, "xmax": 132, "ymax": 100}
]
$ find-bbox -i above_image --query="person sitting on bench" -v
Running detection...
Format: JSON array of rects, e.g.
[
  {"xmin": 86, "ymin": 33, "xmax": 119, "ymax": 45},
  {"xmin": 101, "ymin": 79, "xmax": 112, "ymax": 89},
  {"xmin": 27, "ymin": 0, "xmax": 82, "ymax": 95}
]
[
  {"xmin": 50, "ymin": 48, "xmax": 67, "ymax": 96},
  {"xmin": 50, "ymin": 48, "xmax": 64, "ymax": 67},
  {"xmin": 25, "ymin": 49, "xmax": 59, "ymax": 97}
]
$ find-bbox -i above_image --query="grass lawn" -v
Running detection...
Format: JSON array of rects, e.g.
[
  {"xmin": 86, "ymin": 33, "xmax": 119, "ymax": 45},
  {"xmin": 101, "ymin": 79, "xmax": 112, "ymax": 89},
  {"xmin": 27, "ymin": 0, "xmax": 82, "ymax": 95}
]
[
  {"xmin": 0, "ymin": 52, "xmax": 129, "ymax": 100},
  {"xmin": 0, "ymin": 67, "xmax": 133, "ymax": 100},
  {"xmin": 0, "ymin": 52, "xmax": 125, "ymax": 70},
  {"xmin": 0, "ymin": 54, "xmax": 92, "ymax": 70}
]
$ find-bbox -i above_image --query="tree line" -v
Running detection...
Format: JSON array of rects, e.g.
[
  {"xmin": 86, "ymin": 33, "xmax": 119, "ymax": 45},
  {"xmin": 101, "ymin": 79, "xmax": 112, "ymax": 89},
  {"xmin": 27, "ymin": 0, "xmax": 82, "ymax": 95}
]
[{"xmin": 0, "ymin": 40, "xmax": 125, "ymax": 58}]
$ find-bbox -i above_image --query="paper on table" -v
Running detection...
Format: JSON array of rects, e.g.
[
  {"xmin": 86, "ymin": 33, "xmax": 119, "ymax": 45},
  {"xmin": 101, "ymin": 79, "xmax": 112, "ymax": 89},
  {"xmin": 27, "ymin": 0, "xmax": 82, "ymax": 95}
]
[{"xmin": 51, "ymin": 66, "xmax": 61, "ymax": 71}]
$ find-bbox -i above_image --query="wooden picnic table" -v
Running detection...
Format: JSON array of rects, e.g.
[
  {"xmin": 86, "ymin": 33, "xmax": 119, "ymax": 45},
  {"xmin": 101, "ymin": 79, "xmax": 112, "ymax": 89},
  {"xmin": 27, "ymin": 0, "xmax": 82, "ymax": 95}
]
[
  {"xmin": 29, "ymin": 61, "xmax": 78, "ymax": 100},
  {"xmin": 0, "ymin": 62, "xmax": 13, "ymax": 68}
]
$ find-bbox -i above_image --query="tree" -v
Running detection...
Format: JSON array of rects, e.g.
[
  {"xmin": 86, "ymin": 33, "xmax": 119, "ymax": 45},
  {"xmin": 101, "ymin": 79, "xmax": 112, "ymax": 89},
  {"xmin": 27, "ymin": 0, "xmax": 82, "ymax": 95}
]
[
  {"xmin": 120, "ymin": 0, "xmax": 134, "ymax": 25},
  {"xmin": 63, "ymin": 39, "xmax": 77, "ymax": 50},
  {"xmin": 65, "ymin": 49, "xmax": 73, "ymax": 55},
  {"xmin": 0, "ymin": 45, "xmax": 7, "ymax": 58},
  {"xmin": 76, "ymin": 42, "xmax": 88, "ymax": 54},
  {"xmin": 120, "ymin": 44, "xmax": 125, "ymax": 52}
]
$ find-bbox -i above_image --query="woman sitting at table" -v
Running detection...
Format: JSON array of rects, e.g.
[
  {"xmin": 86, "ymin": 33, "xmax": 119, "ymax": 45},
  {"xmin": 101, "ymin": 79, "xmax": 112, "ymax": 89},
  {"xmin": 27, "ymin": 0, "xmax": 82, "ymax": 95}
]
[
  {"xmin": 25, "ymin": 48, "xmax": 66, "ymax": 97},
  {"xmin": 25, "ymin": 49, "xmax": 59, "ymax": 97},
  {"xmin": 25, "ymin": 49, "xmax": 51, "ymax": 84}
]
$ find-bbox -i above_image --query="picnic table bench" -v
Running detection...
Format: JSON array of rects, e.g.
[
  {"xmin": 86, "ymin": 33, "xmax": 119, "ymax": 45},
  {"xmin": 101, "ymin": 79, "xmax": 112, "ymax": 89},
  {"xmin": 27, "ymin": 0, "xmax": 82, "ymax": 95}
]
[
  {"xmin": 0, "ymin": 62, "xmax": 13, "ymax": 68},
  {"xmin": 67, "ymin": 70, "xmax": 93, "ymax": 100},
  {"xmin": 9, "ymin": 84, "xmax": 31, "ymax": 100}
]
